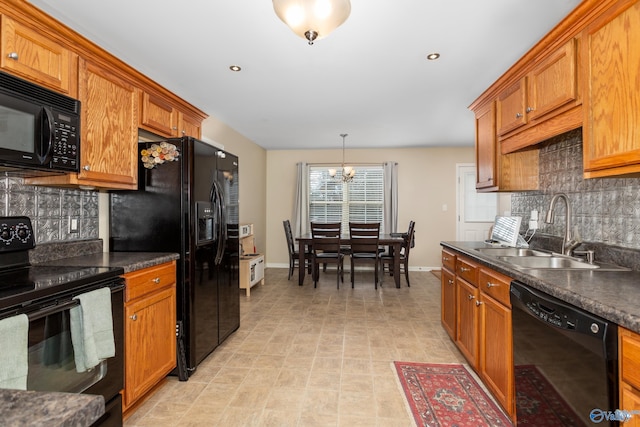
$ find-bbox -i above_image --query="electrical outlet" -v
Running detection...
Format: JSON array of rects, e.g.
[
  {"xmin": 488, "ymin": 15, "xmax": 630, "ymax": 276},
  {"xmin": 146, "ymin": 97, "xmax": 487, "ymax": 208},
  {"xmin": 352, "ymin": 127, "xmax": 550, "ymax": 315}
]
[
  {"xmin": 69, "ymin": 217, "xmax": 79, "ymax": 233},
  {"xmin": 529, "ymin": 219, "xmax": 538, "ymax": 230}
]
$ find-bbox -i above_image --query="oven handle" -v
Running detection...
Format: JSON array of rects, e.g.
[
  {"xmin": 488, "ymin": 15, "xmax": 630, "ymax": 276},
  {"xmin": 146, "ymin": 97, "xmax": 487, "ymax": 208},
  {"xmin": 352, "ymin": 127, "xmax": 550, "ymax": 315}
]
[
  {"xmin": 26, "ymin": 281, "xmax": 124, "ymax": 321},
  {"xmin": 27, "ymin": 299, "xmax": 80, "ymax": 321}
]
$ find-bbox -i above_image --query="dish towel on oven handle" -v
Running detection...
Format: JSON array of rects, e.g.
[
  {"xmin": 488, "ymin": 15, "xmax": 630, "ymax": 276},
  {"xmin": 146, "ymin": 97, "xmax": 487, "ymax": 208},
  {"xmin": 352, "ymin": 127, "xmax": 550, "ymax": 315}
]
[
  {"xmin": 0, "ymin": 313, "xmax": 28, "ymax": 389},
  {"xmin": 69, "ymin": 287, "xmax": 115, "ymax": 373}
]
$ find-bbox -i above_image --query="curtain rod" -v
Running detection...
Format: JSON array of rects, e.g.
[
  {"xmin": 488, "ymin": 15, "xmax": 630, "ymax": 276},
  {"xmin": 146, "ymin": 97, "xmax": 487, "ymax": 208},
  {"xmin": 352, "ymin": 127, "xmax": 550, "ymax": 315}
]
[{"xmin": 306, "ymin": 162, "xmax": 395, "ymax": 167}]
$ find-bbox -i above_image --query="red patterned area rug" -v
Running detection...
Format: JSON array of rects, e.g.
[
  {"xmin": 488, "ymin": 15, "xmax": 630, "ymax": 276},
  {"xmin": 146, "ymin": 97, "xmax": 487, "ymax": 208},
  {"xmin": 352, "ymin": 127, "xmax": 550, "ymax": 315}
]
[
  {"xmin": 394, "ymin": 362, "xmax": 512, "ymax": 427},
  {"xmin": 515, "ymin": 365, "xmax": 586, "ymax": 426}
]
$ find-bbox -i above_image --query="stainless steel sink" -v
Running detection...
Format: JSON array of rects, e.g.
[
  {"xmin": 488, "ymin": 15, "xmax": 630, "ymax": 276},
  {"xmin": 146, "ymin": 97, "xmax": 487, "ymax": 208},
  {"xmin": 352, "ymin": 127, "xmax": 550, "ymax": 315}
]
[
  {"xmin": 496, "ymin": 255, "xmax": 630, "ymax": 271},
  {"xmin": 476, "ymin": 247, "xmax": 552, "ymax": 257}
]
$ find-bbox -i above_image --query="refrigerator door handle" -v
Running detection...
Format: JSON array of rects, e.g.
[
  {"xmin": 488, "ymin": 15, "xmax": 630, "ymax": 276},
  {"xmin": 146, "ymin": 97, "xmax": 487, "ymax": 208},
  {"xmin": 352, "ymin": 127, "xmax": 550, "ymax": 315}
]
[{"xmin": 211, "ymin": 180, "xmax": 226, "ymax": 265}]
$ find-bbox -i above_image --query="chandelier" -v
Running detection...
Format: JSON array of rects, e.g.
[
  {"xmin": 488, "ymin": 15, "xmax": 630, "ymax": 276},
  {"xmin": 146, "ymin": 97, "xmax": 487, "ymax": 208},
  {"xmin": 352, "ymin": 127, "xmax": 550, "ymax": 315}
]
[
  {"xmin": 272, "ymin": 0, "xmax": 351, "ymax": 45},
  {"xmin": 329, "ymin": 133, "xmax": 355, "ymax": 182}
]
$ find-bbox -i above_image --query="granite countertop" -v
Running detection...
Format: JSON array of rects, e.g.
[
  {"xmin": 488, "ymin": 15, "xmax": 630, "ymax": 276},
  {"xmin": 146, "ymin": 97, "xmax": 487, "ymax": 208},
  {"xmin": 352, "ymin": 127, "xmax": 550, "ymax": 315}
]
[
  {"xmin": 0, "ymin": 389, "xmax": 104, "ymax": 427},
  {"xmin": 39, "ymin": 251, "xmax": 179, "ymax": 273},
  {"xmin": 441, "ymin": 241, "xmax": 640, "ymax": 334}
]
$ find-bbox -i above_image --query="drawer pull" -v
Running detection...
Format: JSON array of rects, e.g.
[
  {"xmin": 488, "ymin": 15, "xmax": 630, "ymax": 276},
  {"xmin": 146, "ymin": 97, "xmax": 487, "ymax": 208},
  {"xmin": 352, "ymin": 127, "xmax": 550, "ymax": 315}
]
[
  {"xmin": 129, "ymin": 314, "xmax": 137, "ymax": 321},
  {"xmin": 475, "ymin": 300, "xmax": 483, "ymax": 306},
  {"xmin": 443, "ymin": 256, "xmax": 450, "ymax": 261},
  {"xmin": 467, "ymin": 294, "xmax": 475, "ymax": 301},
  {"xmin": 448, "ymin": 279, "xmax": 454, "ymax": 285},
  {"xmin": 515, "ymin": 112, "xmax": 523, "ymax": 118},
  {"xmin": 7, "ymin": 52, "xmax": 19, "ymax": 60},
  {"xmin": 459, "ymin": 267, "xmax": 470, "ymax": 273},
  {"xmin": 486, "ymin": 281, "xmax": 497, "ymax": 288},
  {"xmin": 153, "ymin": 277, "xmax": 161, "ymax": 284}
]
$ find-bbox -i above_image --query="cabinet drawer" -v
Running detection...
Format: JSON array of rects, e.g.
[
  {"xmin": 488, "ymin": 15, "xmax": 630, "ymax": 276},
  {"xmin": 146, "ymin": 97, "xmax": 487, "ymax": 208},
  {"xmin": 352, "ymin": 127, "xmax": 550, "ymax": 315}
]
[
  {"xmin": 479, "ymin": 268, "xmax": 512, "ymax": 307},
  {"xmin": 456, "ymin": 257, "xmax": 478, "ymax": 286},
  {"xmin": 620, "ymin": 328, "xmax": 640, "ymax": 391},
  {"xmin": 442, "ymin": 249, "xmax": 456, "ymax": 272},
  {"xmin": 124, "ymin": 261, "xmax": 176, "ymax": 302}
]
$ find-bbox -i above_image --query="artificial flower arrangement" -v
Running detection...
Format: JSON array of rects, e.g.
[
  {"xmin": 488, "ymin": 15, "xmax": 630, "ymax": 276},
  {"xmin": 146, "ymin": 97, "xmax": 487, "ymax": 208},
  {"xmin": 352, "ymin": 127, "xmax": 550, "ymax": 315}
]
[{"xmin": 141, "ymin": 142, "xmax": 180, "ymax": 169}]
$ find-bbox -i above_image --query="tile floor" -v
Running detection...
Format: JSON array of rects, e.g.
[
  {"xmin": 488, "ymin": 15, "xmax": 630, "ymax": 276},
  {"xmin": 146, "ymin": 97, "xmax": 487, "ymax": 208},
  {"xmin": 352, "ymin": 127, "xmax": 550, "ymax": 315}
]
[{"xmin": 124, "ymin": 268, "xmax": 465, "ymax": 426}]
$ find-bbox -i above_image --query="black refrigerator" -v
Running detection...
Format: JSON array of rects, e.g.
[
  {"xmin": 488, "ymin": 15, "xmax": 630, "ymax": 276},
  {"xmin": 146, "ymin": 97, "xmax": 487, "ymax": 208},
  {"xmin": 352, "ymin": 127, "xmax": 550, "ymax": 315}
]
[{"xmin": 110, "ymin": 137, "xmax": 240, "ymax": 377}]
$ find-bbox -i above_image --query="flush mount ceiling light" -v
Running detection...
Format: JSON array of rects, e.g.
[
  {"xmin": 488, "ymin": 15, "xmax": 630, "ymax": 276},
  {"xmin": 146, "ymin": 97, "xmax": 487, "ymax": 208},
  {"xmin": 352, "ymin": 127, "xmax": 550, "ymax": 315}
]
[
  {"xmin": 328, "ymin": 133, "xmax": 355, "ymax": 182},
  {"xmin": 426, "ymin": 52, "xmax": 441, "ymax": 60},
  {"xmin": 272, "ymin": 0, "xmax": 351, "ymax": 45},
  {"xmin": 229, "ymin": 65, "xmax": 241, "ymax": 72}
]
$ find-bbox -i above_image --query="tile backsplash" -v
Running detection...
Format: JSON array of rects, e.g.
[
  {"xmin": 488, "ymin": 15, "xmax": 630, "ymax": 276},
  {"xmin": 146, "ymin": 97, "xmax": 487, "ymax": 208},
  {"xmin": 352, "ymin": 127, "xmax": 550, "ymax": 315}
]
[
  {"xmin": 0, "ymin": 177, "xmax": 99, "ymax": 243},
  {"xmin": 511, "ymin": 128, "xmax": 640, "ymax": 249}
]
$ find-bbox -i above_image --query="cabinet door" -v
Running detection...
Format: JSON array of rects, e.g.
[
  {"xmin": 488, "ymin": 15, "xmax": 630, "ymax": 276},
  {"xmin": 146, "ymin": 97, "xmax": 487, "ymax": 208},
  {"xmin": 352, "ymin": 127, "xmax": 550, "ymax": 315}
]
[
  {"xmin": 528, "ymin": 39, "xmax": 577, "ymax": 121},
  {"xmin": 456, "ymin": 278, "xmax": 478, "ymax": 368},
  {"xmin": 441, "ymin": 267, "xmax": 456, "ymax": 339},
  {"xmin": 480, "ymin": 293, "xmax": 514, "ymax": 419},
  {"xmin": 139, "ymin": 91, "xmax": 178, "ymax": 137},
  {"xmin": 177, "ymin": 111, "xmax": 202, "ymax": 138},
  {"xmin": 78, "ymin": 57, "xmax": 138, "ymax": 187},
  {"xmin": 620, "ymin": 383, "xmax": 640, "ymax": 427},
  {"xmin": 0, "ymin": 15, "xmax": 71, "ymax": 93},
  {"xmin": 497, "ymin": 79, "xmax": 527, "ymax": 136},
  {"xmin": 124, "ymin": 286, "xmax": 176, "ymax": 409},
  {"xmin": 582, "ymin": 1, "xmax": 640, "ymax": 177},
  {"xmin": 475, "ymin": 101, "xmax": 497, "ymax": 190}
]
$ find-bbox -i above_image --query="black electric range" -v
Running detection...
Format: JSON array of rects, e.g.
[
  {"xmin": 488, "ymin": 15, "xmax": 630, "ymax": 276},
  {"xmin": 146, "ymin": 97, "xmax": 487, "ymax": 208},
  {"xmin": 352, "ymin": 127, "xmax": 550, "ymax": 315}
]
[{"xmin": 0, "ymin": 216, "xmax": 123, "ymax": 312}]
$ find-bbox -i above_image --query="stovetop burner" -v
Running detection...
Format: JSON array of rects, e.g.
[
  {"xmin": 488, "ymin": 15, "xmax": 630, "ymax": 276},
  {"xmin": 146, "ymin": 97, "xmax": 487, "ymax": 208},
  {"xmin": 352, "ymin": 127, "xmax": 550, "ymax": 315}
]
[{"xmin": 0, "ymin": 217, "xmax": 124, "ymax": 310}]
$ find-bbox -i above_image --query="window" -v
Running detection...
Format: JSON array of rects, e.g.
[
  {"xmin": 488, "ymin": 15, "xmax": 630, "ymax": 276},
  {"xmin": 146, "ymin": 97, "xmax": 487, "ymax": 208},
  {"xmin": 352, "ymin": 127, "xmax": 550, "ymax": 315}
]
[{"xmin": 309, "ymin": 165, "xmax": 385, "ymax": 232}]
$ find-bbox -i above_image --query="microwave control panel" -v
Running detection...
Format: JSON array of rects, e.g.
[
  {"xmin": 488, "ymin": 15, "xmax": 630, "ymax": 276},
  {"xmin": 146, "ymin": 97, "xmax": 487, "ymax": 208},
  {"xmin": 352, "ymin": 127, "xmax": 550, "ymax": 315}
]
[{"xmin": 51, "ymin": 110, "xmax": 79, "ymax": 171}]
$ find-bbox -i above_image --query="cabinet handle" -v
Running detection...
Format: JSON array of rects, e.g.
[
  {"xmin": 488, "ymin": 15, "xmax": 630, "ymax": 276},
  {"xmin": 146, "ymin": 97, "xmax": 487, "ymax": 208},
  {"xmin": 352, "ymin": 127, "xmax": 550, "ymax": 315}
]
[
  {"xmin": 467, "ymin": 294, "xmax": 475, "ymax": 301},
  {"xmin": 83, "ymin": 165, "xmax": 91, "ymax": 171},
  {"xmin": 526, "ymin": 106, "xmax": 534, "ymax": 113},
  {"xmin": 515, "ymin": 112, "xmax": 523, "ymax": 119},
  {"xmin": 459, "ymin": 267, "xmax": 470, "ymax": 273},
  {"xmin": 486, "ymin": 281, "xmax": 497, "ymax": 288},
  {"xmin": 443, "ymin": 256, "xmax": 449, "ymax": 261},
  {"xmin": 129, "ymin": 314, "xmax": 137, "ymax": 321},
  {"xmin": 448, "ymin": 279, "xmax": 454, "ymax": 285},
  {"xmin": 152, "ymin": 277, "xmax": 160, "ymax": 284},
  {"xmin": 475, "ymin": 300, "xmax": 483, "ymax": 306},
  {"xmin": 7, "ymin": 52, "xmax": 19, "ymax": 60}
]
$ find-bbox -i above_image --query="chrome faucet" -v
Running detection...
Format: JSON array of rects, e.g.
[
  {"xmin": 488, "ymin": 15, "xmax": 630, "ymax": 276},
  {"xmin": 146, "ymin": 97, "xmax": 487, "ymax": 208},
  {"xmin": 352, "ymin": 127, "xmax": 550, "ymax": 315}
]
[{"xmin": 545, "ymin": 193, "xmax": 581, "ymax": 256}]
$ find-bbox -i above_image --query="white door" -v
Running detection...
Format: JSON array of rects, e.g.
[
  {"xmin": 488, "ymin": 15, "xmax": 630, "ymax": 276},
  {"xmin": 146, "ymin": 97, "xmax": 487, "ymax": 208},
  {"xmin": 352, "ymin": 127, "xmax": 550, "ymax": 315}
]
[{"xmin": 456, "ymin": 164, "xmax": 498, "ymax": 241}]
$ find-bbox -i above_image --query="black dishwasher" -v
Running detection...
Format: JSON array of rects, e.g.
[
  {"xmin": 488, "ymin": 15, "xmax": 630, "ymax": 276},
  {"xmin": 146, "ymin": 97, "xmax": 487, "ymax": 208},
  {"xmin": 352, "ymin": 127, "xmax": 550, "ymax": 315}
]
[{"xmin": 510, "ymin": 281, "xmax": 618, "ymax": 426}]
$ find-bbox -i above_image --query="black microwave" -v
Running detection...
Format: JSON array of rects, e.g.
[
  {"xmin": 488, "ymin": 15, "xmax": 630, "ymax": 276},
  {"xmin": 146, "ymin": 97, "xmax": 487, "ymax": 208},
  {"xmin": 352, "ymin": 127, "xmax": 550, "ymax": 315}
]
[{"xmin": 0, "ymin": 70, "xmax": 80, "ymax": 174}]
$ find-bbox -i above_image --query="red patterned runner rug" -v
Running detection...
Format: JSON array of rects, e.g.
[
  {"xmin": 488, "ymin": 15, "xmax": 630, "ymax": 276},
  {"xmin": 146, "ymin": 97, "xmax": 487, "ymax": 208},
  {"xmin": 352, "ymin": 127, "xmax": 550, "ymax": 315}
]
[
  {"xmin": 394, "ymin": 362, "xmax": 512, "ymax": 427},
  {"xmin": 515, "ymin": 365, "xmax": 586, "ymax": 426}
]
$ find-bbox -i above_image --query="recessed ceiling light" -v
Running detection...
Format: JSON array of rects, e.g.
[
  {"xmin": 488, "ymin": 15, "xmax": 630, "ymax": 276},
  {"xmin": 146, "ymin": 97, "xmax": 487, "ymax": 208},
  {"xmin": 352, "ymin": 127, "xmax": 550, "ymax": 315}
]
[
  {"xmin": 426, "ymin": 53, "xmax": 440, "ymax": 60},
  {"xmin": 229, "ymin": 65, "xmax": 241, "ymax": 72}
]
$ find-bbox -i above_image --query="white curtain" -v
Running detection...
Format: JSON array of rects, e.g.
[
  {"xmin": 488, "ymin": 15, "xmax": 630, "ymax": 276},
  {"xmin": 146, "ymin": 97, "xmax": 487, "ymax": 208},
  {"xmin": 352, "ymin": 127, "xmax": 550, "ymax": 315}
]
[
  {"xmin": 292, "ymin": 162, "xmax": 309, "ymax": 237},
  {"xmin": 383, "ymin": 161, "xmax": 398, "ymax": 233}
]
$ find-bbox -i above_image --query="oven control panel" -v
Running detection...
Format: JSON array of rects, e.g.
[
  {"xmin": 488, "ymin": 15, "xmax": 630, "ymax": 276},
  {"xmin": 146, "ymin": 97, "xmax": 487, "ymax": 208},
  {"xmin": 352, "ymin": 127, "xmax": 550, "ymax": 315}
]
[{"xmin": 0, "ymin": 216, "xmax": 35, "ymax": 251}]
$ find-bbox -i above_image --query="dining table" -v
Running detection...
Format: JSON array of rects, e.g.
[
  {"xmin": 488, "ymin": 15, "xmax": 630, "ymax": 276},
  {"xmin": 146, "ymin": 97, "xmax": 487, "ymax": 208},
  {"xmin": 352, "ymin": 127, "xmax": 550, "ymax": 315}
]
[{"xmin": 295, "ymin": 233, "xmax": 406, "ymax": 288}]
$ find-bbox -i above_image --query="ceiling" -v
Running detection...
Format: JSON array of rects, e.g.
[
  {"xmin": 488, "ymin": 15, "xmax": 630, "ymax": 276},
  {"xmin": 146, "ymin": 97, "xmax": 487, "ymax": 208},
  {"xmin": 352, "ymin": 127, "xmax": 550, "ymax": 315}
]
[{"xmin": 29, "ymin": 0, "xmax": 582, "ymax": 150}]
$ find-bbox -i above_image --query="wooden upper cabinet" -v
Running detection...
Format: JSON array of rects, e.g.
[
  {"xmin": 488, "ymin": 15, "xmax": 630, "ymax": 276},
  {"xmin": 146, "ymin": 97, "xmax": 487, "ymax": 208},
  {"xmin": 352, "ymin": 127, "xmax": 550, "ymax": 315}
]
[
  {"xmin": 582, "ymin": 0, "xmax": 640, "ymax": 178},
  {"xmin": 140, "ymin": 91, "xmax": 178, "ymax": 137},
  {"xmin": 475, "ymin": 101, "xmax": 497, "ymax": 190},
  {"xmin": 177, "ymin": 110, "xmax": 202, "ymax": 139},
  {"xmin": 0, "ymin": 15, "xmax": 72, "ymax": 94},
  {"xmin": 497, "ymin": 80, "xmax": 527, "ymax": 136},
  {"xmin": 527, "ymin": 39, "xmax": 577, "ymax": 121},
  {"xmin": 497, "ymin": 39, "xmax": 578, "ymax": 139},
  {"xmin": 78, "ymin": 57, "xmax": 138, "ymax": 188},
  {"xmin": 139, "ymin": 91, "xmax": 203, "ymax": 139}
]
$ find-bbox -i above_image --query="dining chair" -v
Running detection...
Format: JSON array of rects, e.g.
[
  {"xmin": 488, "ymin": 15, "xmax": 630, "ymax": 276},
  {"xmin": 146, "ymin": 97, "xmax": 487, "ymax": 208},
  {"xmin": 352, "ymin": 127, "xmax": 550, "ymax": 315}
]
[
  {"xmin": 283, "ymin": 220, "xmax": 311, "ymax": 280},
  {"xmin": 310, "ymin": 222, "xmax": 344, "ymax": 288},
  {"xmin": 381, "ymin": 220, "xmax": 415, "ymax": 286},
  {"xmin": 348, "ymin": 222, "xmax": 381, "ymax": 289}
]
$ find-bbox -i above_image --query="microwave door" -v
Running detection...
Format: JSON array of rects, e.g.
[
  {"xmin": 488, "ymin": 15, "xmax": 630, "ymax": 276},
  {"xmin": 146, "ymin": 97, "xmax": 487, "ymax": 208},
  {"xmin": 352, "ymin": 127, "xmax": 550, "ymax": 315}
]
[{"xmin": 0, "ymin": 93, "xmax": 41, "ymax": 167}]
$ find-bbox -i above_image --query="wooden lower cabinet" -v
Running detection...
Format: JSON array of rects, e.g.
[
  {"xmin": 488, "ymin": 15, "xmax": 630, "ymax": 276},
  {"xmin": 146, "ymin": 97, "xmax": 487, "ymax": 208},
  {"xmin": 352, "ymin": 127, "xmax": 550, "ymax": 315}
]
[
  {"xmin": 441, "ymin": 266, "xmax": 456, "ymax": 339},
  {"xmin": 441, "ymin": 249, "xmax": 515, "ymax": 420},
  {"xmin": 123, "ymin": 261, "xmax": 177, "ymax": 413},
  {"xmin": 456, "ymin": 277, "xmax": 479, "ymax": 368},
  {"xmin": 620, "ymin": 327, "xmax": 640, "ymax": 426}
]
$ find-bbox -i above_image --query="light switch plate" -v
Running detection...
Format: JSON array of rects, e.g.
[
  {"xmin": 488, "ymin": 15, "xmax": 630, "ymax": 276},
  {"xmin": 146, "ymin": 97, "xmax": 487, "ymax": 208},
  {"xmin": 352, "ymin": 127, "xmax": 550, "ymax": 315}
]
[{"xmin": 69, "ymin": 217, "xmax": 79, "ymax": 233}]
